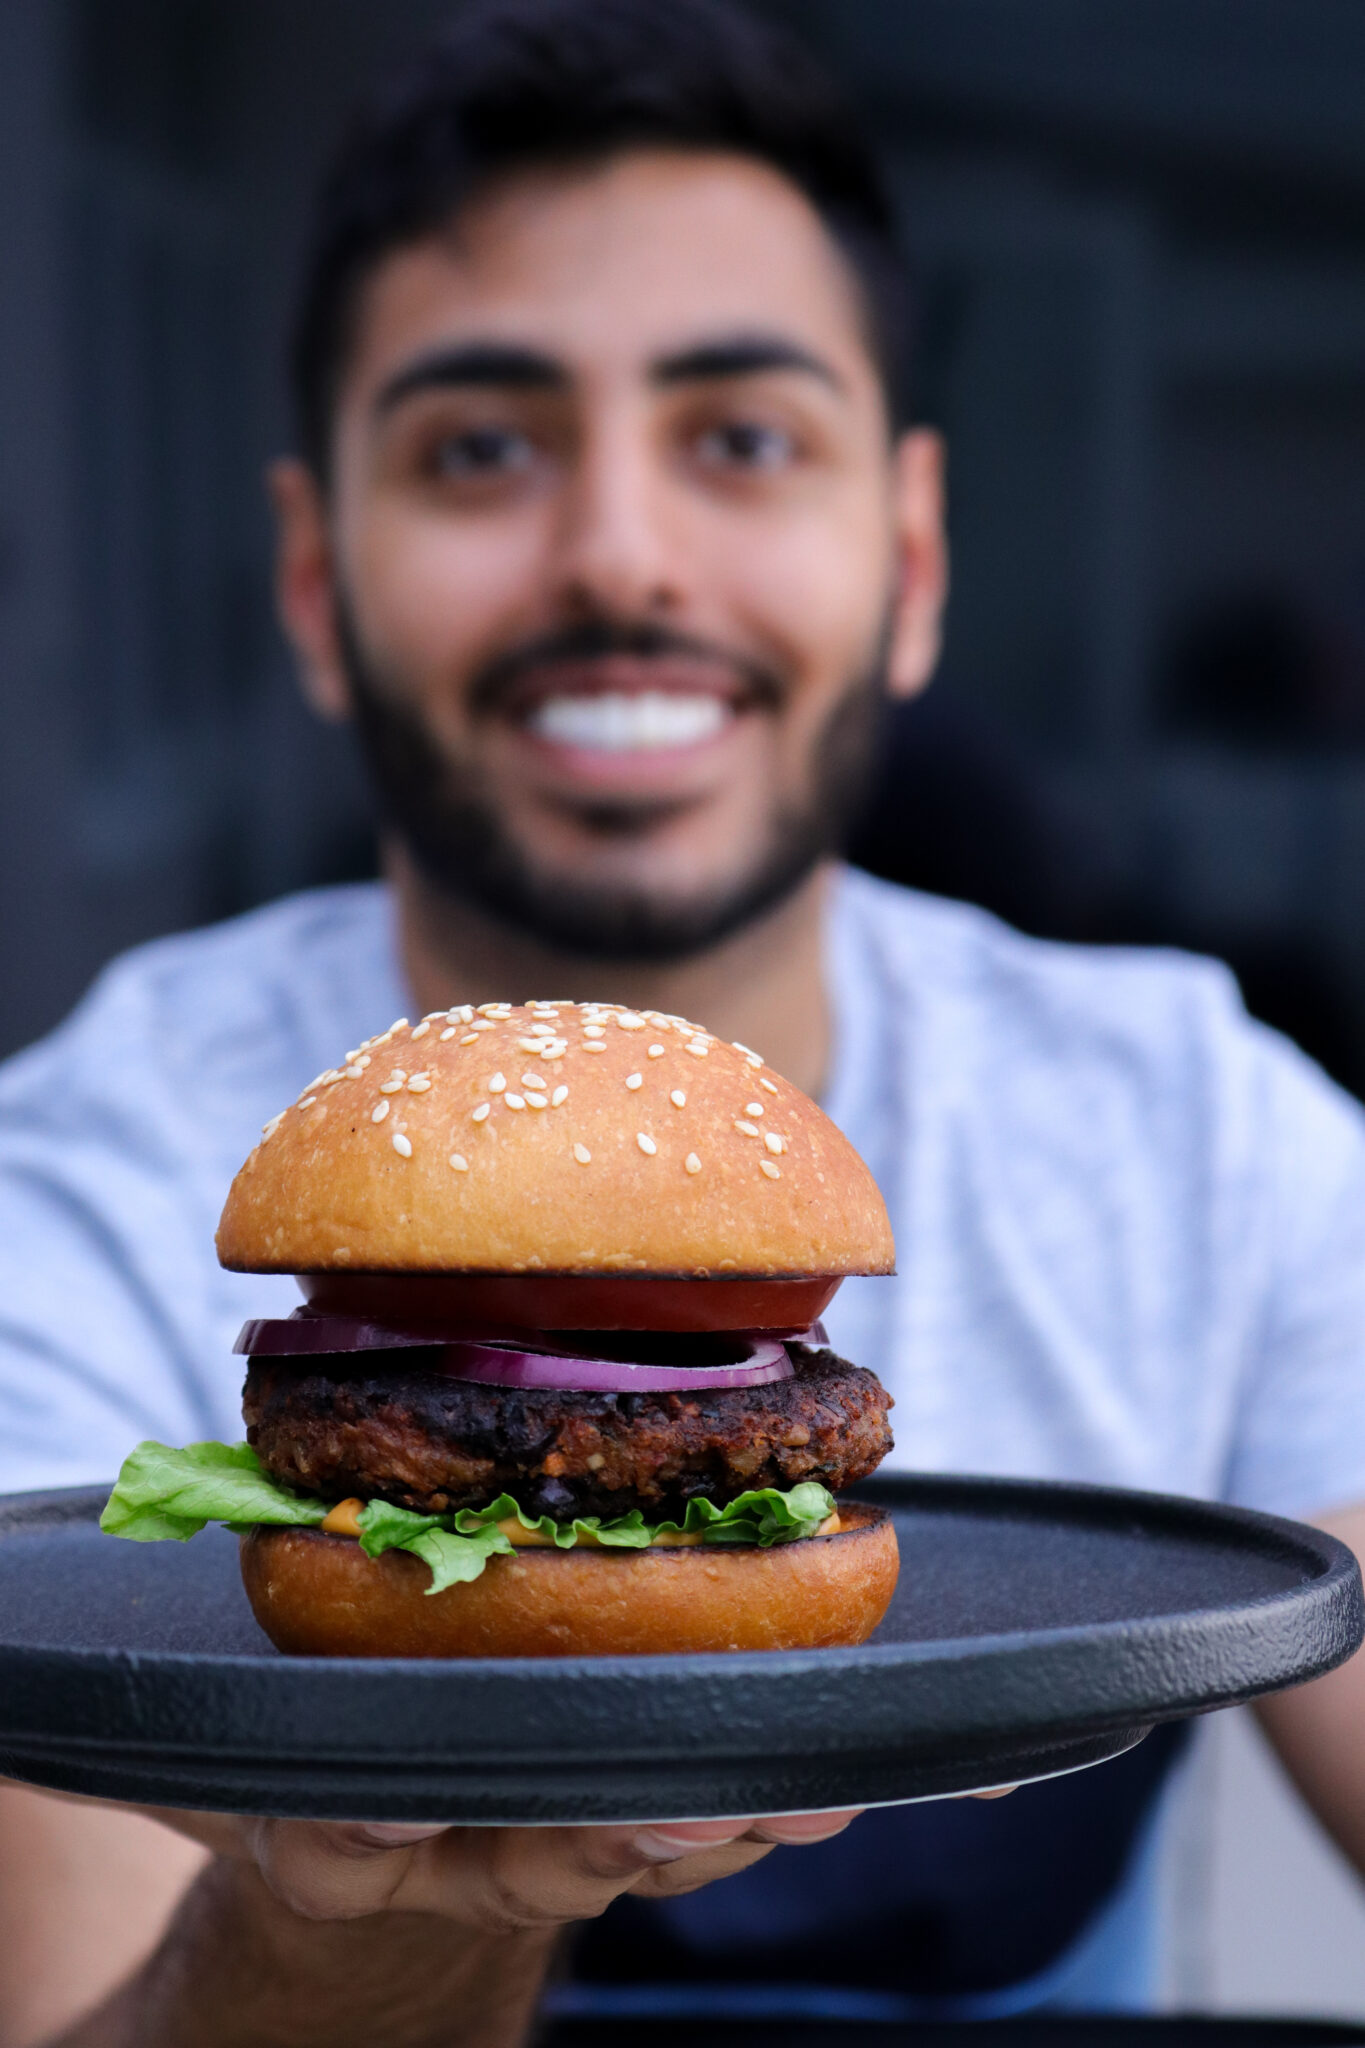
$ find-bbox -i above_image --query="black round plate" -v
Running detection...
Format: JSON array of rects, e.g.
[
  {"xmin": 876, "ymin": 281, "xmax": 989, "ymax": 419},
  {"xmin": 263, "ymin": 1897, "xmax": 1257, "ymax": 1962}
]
[{"xmin": 0, "ymin": 1473, "xmax": 1357, "ymax": 1824}]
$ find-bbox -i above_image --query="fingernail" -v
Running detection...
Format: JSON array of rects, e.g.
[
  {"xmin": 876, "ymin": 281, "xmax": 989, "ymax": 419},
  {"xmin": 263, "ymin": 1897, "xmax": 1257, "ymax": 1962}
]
[
  {"xmin": 631, "ymin": 1822, "xmax": 745, "ymax": 1863},
  {"xmin": 753, "ymin": 1808, "xmax": 862, "ymax": 1844},
  {"xmin": 354, "ymin": 1822, "xmax": 448, "ymax": 1846}
]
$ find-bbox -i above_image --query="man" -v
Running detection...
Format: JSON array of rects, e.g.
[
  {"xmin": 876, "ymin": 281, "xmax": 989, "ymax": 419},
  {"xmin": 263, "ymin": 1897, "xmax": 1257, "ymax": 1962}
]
[{"xmin": 2, "ymin": 2, "xmax": 1364, "ymax": 2042}]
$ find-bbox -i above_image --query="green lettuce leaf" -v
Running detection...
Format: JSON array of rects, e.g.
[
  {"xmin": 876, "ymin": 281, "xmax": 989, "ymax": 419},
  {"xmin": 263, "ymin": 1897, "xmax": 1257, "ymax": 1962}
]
[
  {"xmin": 357, "ymin": 1499, "xmax": 515, "ymax": 1594},
  {"xmin": 101, "ymin": 1440, "xmax": 835, "ymax": 1594},
  {"xmin": 99, "ymin": 1441, "xmax": 328, "ymax": 1542}
]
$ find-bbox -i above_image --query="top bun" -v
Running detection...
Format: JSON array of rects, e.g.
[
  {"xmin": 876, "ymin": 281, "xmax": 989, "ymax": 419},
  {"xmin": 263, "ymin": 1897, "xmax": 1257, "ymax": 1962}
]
[{"xmin": 217, "ymin": 1001, "xmax": 893, "ymax": 1279}]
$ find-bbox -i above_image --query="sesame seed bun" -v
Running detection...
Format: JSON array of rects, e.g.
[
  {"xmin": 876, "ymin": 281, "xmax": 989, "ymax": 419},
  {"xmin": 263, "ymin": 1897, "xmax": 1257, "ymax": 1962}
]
[
  {"xmin": 239, "ymin": 1503, "xmax": 898, "ymax": 1657},
  {"xmin": 216, "ymin": 1003, "xmax": 894, "ymax": 1280}
]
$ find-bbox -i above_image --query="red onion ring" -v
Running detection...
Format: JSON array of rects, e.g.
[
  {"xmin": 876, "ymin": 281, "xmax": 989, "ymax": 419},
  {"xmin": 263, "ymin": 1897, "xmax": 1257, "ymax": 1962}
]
[
  {"xmin": 234, "ymin": 1311, "xmax": 799, "ymax": 1391},
  {"xmin": 424, "ymin": 1336, "xmax": 793, "ymax": 1392},
  {"xmin": 236, "ymin": 1313, "xmax": 460, "ymax": 1355}
]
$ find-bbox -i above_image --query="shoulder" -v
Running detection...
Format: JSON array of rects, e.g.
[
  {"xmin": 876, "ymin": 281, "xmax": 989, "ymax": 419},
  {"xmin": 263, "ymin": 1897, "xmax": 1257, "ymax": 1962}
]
[
  {"xmin": 831, "ymin": 867, "xmax": 1364, "ymax": 1157},
  {"xmin": 0, "ymin": 884, "xmax": 395, "ymax": 1157},
  {"xmin": 837, "ymin": 865, "xmax": 1259, "ymax": 1063}
]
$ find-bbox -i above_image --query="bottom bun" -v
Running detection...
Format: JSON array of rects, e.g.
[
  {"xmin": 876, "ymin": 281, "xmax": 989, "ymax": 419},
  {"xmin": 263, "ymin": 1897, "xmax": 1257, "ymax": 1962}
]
[{"xmin": 240, "ymin": 1503, "xmax": 898, "ymax": 1658}]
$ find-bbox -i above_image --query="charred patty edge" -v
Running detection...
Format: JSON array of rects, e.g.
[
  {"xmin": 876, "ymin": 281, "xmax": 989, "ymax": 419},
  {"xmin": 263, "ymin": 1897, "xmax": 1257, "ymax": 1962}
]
[{"xmin": 243, "ymin": 1343, "xmax": 893, "ymax": 1522}]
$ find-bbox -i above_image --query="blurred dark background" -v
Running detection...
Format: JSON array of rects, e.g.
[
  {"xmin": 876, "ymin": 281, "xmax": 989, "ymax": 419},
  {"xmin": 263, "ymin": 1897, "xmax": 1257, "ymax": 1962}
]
[{"xmin": 2, "ymin": 0, "xmax": 1364, "ymax": 1089}]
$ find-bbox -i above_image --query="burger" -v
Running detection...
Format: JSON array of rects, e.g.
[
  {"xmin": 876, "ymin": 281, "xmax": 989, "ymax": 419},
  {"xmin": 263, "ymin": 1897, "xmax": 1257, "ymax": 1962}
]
[{"xmin": 102, "ymin": 1001, "xmax": 898, "ymax": 1657}]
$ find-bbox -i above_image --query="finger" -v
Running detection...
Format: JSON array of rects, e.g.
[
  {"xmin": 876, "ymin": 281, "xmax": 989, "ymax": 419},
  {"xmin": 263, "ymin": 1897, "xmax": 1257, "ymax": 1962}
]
[
  {"xmin": 630, "ymin": 1808, "xmax": 861, "ymax": 1901},
  {"xmin": 251, "ymin": 1818, "xmax": 445, "ymax": 1921},
  {"xmin": 630, "ymin": 1835, "xmax": 778, "ymax": 1898},
  {"xmin": 745, "ymin": 1807, "xmax": 862, "ymax": 1845},
  {"xmin": 393, "ymin": 1817, "xmax": 763, "ymax": 1931}
]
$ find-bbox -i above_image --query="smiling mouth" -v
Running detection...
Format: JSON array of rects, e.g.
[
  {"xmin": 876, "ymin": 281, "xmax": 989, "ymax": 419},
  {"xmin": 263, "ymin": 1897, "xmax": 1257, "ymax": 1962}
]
[{"xmin": 526, "ymin": 689, "xmax": 732, "ymax": 754}]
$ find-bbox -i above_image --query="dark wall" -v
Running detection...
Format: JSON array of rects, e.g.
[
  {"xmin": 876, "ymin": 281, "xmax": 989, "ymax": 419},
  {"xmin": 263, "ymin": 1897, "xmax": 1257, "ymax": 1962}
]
[{"xmin": 3, "ymin": 0, "xmax": 1364, "ymax": 1091}]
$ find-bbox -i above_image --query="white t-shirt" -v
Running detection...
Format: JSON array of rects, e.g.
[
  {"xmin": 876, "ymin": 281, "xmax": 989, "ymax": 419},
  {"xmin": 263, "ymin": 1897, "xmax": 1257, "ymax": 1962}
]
[{"xmin": 1, "ymin": 866, "xmax": 1363, "ymax": 2011}]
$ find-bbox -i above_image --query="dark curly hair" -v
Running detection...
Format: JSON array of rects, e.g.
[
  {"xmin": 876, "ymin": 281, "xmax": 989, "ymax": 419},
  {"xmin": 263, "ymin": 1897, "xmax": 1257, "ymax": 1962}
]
[{"xmin": 289, "ymin": 0, "xmax": 910, "ymax": 476}]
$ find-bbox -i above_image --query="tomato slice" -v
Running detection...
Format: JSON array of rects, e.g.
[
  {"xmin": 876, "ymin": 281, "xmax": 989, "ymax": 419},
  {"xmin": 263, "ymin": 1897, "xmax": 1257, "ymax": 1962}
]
[{"xmin": 296, "ymin": 1271, "xmax": 843, "ymax": 1333}]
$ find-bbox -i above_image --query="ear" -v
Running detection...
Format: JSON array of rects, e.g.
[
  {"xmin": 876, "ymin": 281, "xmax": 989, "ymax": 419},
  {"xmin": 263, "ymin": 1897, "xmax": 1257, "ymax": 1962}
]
[
  {"xmin": 886, "ymin": 429, "xmax": 948, "ymax": 701},
  {"xmin": 267, "ymin": 459, "xmax": 354, "ymax": 723}
]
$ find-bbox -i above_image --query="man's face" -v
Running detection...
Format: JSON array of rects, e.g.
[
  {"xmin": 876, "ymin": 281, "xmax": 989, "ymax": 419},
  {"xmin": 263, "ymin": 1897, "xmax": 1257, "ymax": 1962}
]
[{"xmin": 277, "ymin": 149, "xmax": 944, "ymax": 956}]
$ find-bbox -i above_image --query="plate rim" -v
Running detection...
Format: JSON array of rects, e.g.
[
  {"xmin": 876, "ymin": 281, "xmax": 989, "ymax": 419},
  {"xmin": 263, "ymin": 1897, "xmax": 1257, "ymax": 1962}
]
[{"xmin": 0, "ymin": 1472, "xmax": 1357, "ymax": 1739}]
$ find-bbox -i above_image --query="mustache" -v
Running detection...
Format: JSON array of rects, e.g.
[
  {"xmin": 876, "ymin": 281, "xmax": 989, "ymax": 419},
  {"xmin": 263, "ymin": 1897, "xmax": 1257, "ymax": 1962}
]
[{"xmin": 466, "ymin": 618, "xmax": 786, "ymax": 717}]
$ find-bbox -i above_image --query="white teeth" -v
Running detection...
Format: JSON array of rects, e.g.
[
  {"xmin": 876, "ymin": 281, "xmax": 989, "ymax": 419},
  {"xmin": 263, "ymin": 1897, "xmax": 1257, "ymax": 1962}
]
[{"xmin": 529, "ymin": 690, "xmax": 729, "ymax": 753}]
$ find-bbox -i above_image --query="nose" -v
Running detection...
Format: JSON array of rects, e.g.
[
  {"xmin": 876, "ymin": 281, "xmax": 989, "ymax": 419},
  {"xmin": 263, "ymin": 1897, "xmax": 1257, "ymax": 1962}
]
[{"xmin": 550, "ymin": 405, "xmax": 686, "ymax": 621}]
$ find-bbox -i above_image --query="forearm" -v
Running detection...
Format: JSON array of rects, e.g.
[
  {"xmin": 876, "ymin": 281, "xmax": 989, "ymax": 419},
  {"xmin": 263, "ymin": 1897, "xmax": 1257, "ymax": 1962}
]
[
  {"xmin": 51, "ymin": 1856, "xmax": 557, "ymax": 2048},
  {"xmin": 1255, "ymin": 1502, "xmax": 1365, "ymax": 1879}
]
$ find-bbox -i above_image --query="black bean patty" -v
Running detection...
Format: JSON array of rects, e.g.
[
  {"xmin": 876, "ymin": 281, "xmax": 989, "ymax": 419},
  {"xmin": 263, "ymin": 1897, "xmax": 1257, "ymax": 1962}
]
[{"xmin": 243, "ymin": 1344, "xmax": 893, "ymax": 1522}]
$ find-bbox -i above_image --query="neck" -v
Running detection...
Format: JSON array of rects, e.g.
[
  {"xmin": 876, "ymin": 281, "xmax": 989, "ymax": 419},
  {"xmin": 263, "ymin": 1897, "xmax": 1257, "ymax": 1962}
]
[{"xmin": 388, "ymin": 843, "xmax": 835, "ymax": 1099}]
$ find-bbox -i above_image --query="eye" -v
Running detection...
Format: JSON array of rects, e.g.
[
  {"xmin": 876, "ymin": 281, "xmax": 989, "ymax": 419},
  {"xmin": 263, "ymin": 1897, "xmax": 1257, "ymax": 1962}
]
[
  {"xmin": 694, "ymin": 420, "xmax": 796, "ymax": 472},
  {"xmin": 430, "ymin": 425, "xmax": 536, "ymax": 478}
]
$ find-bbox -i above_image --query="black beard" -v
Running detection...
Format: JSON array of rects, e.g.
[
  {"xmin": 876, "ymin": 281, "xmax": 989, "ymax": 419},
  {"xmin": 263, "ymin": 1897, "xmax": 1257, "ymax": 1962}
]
[{"xmin": 338, "ymin": 607, "xmax": 886, "ymax": 965}]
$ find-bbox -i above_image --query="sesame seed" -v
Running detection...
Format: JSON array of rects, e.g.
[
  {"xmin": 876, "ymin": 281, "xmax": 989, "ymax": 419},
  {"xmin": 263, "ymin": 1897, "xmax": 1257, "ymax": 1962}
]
[
  {"xmin": 449, "ymin": 1005, "xmax": 474, "ymax": 1023},
  {"xmin": 371, "ymin": 1101, "xmax": 390, "ymax": 1124},
  {"xmin": 460, "ymin": 1033, "xmax": 479, "ymax": 1045},
  {"xmin": 488, "ymin": 1072, "xmax": 506, "ymax": 1093},
  {"xmin": 440, "ymin": 1027, "xmax": 457, "ymax": 1041},
  {"xmin": 392, "ymin": 1132, "xmax": 413, "ymax": 1158},
  {"xmin": 626, "ymin": 1073, "xmax": 643, "ymax": 1091},
  {"xmin": 505, "ymin": 1093, "xmax": 526, "ymax": 1110},
  {"xmin": 518, "ymin": 1035, "xmax": 550, "ymax": 1053},
  {"xmin": 521, "ymin": 1071, "xmax": 547, "ymax": 1089},
  {"xmin": 670, "ymin": 1089, "xmax": 687, "ymax": 1108},
  {"xmin": 574, "ymin": 1142, "xmax": 592, "ymax": 1164},
  {"xmin": 760, "ymin": 1159, "xmax": 781, "ymax": 1179},
  {"xmin": 345, "ymin": 1049, "xmax": 362, "ymax": 1065},
  {"xmin": 356, "ymin": 1054, "xmax": 372, "ymax": 1069},
  {"xmin": 764, "ymin": 1132, "xmax": 784, "ymax": 1154},
  {"xmin": 321, "ymin": 1070, "xmax": 344, "ymax": 1086},
  {"xmin": 391, "ymin": 1018, "xmax": 410, "ymax": 1032},
  {"xmin": 617, "ymin": 1013, "xmax": 646, "ymax": 1030},
  {"xmin": 759, "ymin": 1077, "xmax": 779, "ymax": 1094},
  {"xmin": 526, "ymin": 1091, "xmax": 548, "ymax": 1109},
  {"xmin": 647, "ymin": 1043, "xmax": 665, "ymax": 1058},
  {"xmin": 261, "ymin": 1112, "xmax": 284, "ymax": 1139},
  {"xmin": 746, "ymin": 1102, "xmax": 764, "ymax": 1117},
  {"xmin": 469, "ymin": 1019, "xmax": 495, "ymax": 1032},
  {"xmin": 732, "ymin": 1041, "xmax": 760, "ymax": 1059},
  {"xmin": 407, "ymin": 1074, "xmax": 432, "ymax": 1092},
  {"xmin": 298, "ymin": 1096, "xmax": 316, "ymax": 1110},
  {"xmin": 583, "ymin": 1024, "xmax": 605, "ymax": 1038},
  {"xmin": 685, "ymin": 1042, "xmax": 709, "ymax": 1057},
  {"xmin": 411, "ymin": 1022, "xmax": 431, "ymax": 1040},
  {"xmin": 449, "ymin": 1153, "xmax": 469, "ymax": 1171},
  {"xmin": 637, "ymin": 1132, "xmax": 657, "ymax": 1155},
  {"xmin": 745, "ymin": 1054, "xmax": 764, "ymax": 1069},
  {"xmin": 471, "ymin": 1103, "xmax": 490, "ymax": 1123},
  {"xmin": 303, "ymin": 1072, "xmax": 330, "ymax": 1093},
  {"xmin": 551, "ymin": 1085, "xmax": 568, "ymax": 1106},
  {"xmin": 583, "ymin": 1041, "xmax": 607, "ymax": 1053},
  {"xmin": 685, "ymin": 1152, "xmax": 702, "ymax": 1174},
  {"xmin": 478, "ymin": 1003, "xmax": 512, "ymax": 1017},
  {"xmin": 379, "ymin": 1077, "xmax": 405, "ymax": 1095},
  {"xmin": 344, "ymin": 1062, "xmax": 364, "ymax": 1079},
  {"xmin": 540, "ymin": 1042, "xmax": 566, "ymax": 1060},
  {"xmin": 734, "ymin": 1120, "xmax": 760, "ymax": 1138}
]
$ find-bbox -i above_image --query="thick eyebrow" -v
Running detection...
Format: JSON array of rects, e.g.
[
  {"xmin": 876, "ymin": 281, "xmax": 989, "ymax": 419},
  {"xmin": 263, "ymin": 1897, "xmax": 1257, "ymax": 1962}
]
[
  {"xmin": 373, "ymin": 341, "xmax": 567, "ymax": 416},
  {"xmin": 649, "ymin": 333, "xmax": 845, "ymax": 393}
]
